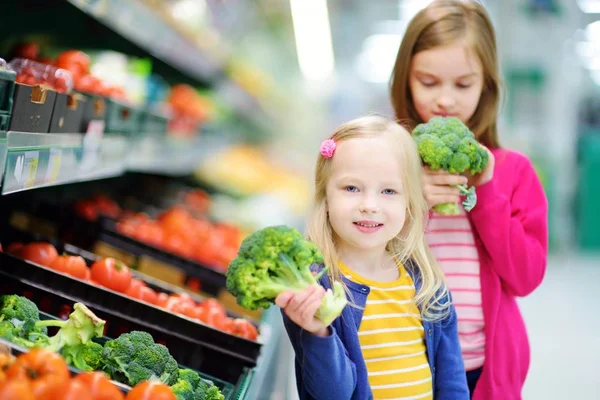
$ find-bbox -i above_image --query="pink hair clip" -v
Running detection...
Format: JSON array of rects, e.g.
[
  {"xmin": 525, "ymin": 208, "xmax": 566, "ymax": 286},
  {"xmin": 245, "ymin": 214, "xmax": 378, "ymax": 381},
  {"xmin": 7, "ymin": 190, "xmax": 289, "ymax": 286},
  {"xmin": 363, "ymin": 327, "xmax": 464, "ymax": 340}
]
[{"xmin": 320, "ymin": 139, "xmax": 336, "ymax": 158}]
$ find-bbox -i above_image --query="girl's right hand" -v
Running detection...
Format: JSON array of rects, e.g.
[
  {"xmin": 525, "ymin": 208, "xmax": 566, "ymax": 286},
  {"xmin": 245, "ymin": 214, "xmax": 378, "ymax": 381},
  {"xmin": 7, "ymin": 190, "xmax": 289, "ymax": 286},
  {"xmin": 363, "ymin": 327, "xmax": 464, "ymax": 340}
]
[
  {"xmin": 276, "ymin": 285, "xmax": 329, "ymax": 337},
  {"xmin": 422, "ymin": 167, "xmax": 469, "ymax": 209}
]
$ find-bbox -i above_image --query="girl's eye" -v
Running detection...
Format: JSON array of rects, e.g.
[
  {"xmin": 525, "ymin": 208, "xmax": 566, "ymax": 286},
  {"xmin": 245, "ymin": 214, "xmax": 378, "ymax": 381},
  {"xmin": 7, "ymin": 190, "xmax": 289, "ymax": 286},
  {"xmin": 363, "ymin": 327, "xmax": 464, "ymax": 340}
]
[
  {"xmin": 457, "ymin": 83, "xmax": 472, "ymax": 89},
  {"xmin": 382, "ymin": 189, "xmax": 396, "ymax": 195},
  {"xmin": 420, "ymin": 80, "xmax": 436, "ymax": 87},
  {"xmin": 345, "ymin": 186, "xmax": 358, "ymax": 193}
]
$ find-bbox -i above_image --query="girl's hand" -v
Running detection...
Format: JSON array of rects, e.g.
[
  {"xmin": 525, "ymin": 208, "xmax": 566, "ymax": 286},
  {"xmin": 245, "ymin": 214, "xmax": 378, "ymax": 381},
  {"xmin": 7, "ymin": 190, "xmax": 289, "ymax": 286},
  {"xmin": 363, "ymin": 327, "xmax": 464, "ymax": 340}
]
[
  {"xmin": 422, "ymin": 167, "xmax": 469, "ymax": 209},
  {"xmin": 276, "ymin": 285, "xmax": 329, "ymax": 337},
  {"xmin": 466, "ymin": 145, "xmax": 495, "ymax": 187}
]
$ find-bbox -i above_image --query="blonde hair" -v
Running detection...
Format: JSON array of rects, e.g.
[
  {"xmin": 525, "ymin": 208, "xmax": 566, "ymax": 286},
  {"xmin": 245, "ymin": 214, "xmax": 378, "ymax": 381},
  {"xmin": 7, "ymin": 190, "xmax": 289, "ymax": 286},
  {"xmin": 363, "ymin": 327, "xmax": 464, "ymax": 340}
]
[
  {"xmin": 390, "ymin": 0, "xmax": 502, "ymax": 148},
  {"xmin": 306, "ymin": 115, "xmax": 449, "ymax": 321}
]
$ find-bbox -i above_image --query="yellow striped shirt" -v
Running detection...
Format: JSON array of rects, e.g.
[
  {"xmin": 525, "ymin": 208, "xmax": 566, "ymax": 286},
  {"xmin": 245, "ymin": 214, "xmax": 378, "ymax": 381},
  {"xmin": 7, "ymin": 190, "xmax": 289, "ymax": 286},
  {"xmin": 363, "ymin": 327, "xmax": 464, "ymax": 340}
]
[{"xmin": 340, "ymin": 262, "xmax": 433, "ymax": 400}]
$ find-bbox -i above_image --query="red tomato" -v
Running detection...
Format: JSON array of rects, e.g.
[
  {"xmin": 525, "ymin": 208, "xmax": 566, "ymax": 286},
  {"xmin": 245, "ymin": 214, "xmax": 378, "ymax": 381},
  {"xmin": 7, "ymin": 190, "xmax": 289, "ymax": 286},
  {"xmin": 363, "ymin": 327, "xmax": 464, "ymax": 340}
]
[
  {"xmin": 157, "ymin": 207, "xmax": 192, "ymax": 235},
  {"xmin": 5, "ymin": 242, "xmax": 24, "ymax": 256},
  {"xmin": 201, "ymin": 298, "xmax": 226, "ymax": 316},
  {"xmin": 55, "ymin": 50, "xmax": 91, "ymax": 72},
  {"xmin": 74, "ymin": 200, "xmax": 98, "ymax": 221},
  {"xmin": 11, "ymin": 42, "xmax": 40, "ymax": 61},
  {"xmin": 126, "ymin": 381, "xmax": 176, "ymax": 400},
  {"xmin": 155, "ymin": 293, "xmax": 169, "ymax": 308},
  {"xmin": 92, "ymin": 194, "xmax": 121, "ymax": 219},
  {"xmin": 128, "ymin": 278, "xmax": 146, "ymax": 291},
  {"xmin": 6, "ymin": 349, "xmax": 70, "ymax": 400},
  {"xmin": 0, "ymin": 379, "xmax": 35, "ymax": 400},
  {"xmin": 20, "ymin": 243, "xmax": 58, "ymax": 267},
  {"xmin": 49, "ymin": 255, "xmax": 89, "ymax": 280},
  {"xmin": 202, "ymin": 307, "xmax": 227, "ymax": 330},
  {"xmin": 63, "ymin": 379, "xmax": 93, "ymax": 400},
  {"xmin": 73, "ymin": 371, "xmax": 124, "ymax": 400},
  {"xmin": 231, "ymin": 318, "xmax": 259, "ymax": 341},
  {"xmin": 126, "ymin": 284, "xmax": 158, "ymax": 305},
  {"xmin": 90, "ymin": 258, "xmax": 132, "ymax": 293}
]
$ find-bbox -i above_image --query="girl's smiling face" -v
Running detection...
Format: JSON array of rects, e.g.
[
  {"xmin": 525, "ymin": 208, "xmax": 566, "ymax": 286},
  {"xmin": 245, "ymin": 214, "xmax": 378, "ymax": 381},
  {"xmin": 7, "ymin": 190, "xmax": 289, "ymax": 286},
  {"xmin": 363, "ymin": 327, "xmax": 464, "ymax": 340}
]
[
  {"xmin": 409, "ymin": 42, "xmax": 484, "ymax": 125},
  {"xmin": 325, "ymin": 136, "xmax": 407, "ymax": 257}
]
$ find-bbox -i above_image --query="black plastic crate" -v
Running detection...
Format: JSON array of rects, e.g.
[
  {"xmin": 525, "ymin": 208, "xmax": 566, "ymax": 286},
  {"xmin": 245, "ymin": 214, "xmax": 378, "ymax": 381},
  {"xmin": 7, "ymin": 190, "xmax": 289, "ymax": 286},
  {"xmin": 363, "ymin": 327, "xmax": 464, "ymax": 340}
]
[
  {"xmin": 98, "ymin": 218, "xmax": 228, "ymax": 296},
  {"xmin": 105, "ymin": 98, "xmax": 140, "ymax": 135},
  {"xmin": 77, "ymin": 91, "xmax": 107, "ymax": 134},
  {"xmin": 49, "ymin": 92, "xmax": 87, "ymax": 133},
  {"xmin": 9, "ymin": 83, "xmax": 57, "ymax": 133},
  {"xmin": 0, "ymin": 253, "xmax": 261, "ymax": 383}
]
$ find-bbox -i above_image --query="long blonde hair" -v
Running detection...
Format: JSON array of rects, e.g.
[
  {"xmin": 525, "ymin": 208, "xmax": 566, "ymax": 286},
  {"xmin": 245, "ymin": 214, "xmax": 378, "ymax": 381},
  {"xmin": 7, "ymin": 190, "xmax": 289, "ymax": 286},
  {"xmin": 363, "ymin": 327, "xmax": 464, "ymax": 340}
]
[
  {"xmin": 390, "ymin": 0, "xmax": 502, "ymax": 148},
  {"xmin": 306, "ymin": 115, "xmax": 449, "ymax": 321}
]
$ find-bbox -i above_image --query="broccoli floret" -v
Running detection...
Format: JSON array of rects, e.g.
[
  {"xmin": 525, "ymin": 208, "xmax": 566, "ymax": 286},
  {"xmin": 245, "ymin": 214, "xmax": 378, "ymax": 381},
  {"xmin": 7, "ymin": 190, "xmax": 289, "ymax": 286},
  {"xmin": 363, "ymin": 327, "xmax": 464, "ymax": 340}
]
[
  {"xmin": 196, "ymin": 379, "xmax": 224, "ymax": 400},
  {"xmin": 226, "ymin": 225, "xmax": 348, "ymax": 326},
  {"xmin": 61, "ymin": 341, "xmax": 104, "ymax": 371},
  {"xmin": 171, "ymin": 378, "xmax": 195, "ymax": 400},
  {"xmin": 0, "ymin": 295, "xmax": 48, "ymax": 347},
  {"xmin": 413, "ymin": 117, "xmax": 489, "ymax": 215},
  {"xmin": 178, "ymin": 368, "xmax": 201, "ymax": 389},
  {"xmin": 102, "ymin": 331, "xmax": 179, "ymax": 387}
]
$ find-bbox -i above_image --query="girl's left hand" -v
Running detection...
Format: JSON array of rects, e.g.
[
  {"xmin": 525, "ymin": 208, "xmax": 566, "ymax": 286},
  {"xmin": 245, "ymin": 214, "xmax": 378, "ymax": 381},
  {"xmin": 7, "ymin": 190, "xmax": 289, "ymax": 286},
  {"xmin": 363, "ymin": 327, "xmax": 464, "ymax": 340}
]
[{"xmin": 466, "ymin": 145, "xmax": 494, "ymax": 187}]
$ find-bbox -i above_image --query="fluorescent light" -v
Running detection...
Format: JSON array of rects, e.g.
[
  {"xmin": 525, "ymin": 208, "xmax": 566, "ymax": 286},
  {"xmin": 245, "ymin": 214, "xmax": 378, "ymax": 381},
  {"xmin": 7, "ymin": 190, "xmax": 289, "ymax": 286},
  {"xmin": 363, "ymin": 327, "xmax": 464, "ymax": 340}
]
[
  {"xmin": 578, "ymin": 0, "xmax": 600, "ymax": 13},
  {"xmin": 289, "ymin": 0, "xmax": 335, "ymax": 81}
]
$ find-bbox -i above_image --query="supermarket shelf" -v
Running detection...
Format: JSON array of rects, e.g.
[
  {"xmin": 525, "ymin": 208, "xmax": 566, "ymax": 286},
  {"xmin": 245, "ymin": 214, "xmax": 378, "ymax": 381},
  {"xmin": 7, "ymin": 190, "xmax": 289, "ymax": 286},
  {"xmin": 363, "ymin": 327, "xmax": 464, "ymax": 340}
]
[
  {"xmin": 67, "ymin": 0, "xmax": 224, "ymax": 83},
  {"xmin": 0, "ymin": 131, "xmax": 229, "ymax": 195},
  {"xmin": 1, "ymin": 131, "xmax": 128, "ymax": 195}
]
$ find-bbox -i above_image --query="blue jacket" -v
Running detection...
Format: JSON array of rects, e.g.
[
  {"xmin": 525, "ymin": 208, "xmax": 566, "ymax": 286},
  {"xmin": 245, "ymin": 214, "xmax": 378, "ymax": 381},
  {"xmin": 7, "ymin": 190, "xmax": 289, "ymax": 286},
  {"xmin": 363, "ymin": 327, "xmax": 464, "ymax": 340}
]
[{"xmin": 282, "ymin": 262, "xmax": 469, "ymax": 400}]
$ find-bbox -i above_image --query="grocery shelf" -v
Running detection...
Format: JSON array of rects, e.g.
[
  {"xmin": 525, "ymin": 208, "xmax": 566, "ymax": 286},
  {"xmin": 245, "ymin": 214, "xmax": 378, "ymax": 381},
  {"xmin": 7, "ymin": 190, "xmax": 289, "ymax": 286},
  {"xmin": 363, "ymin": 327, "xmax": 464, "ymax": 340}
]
[
  {"xmin": 0, "ymin": 131, "xmax": 228, "ymax": 195},
  {"xmin": 1, "ymin": 131, "xmax": 128, "ymax": 195},
  {"xmin": 67, "ymin": 0, "xmax": 224, "ymax": 83}
]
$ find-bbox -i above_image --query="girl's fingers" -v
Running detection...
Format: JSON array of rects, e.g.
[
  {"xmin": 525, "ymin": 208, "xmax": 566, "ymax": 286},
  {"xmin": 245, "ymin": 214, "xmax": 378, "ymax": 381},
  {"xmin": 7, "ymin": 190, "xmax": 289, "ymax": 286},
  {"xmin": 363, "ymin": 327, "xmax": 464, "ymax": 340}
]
[
  {"xmin": 301, "ymin": 288, "xmax": 325, "ymax": 323},
  {"xmin": 429, "ymin": 195, "xmax": 461, "ymax": 205},
  {"xmin": 287, "ymin": 286, "xmax": 316, "ymax": 314},
  {"xmin": 425, "ymin": 174, "xmax": 468, "ymax": 186},
  {"xmin": 425, "ymin": 184, "xmax": 461, "ymax": 197},
  {"xmin": 275, "ymin": 291, "xmax": 294, "ymax": 308}
]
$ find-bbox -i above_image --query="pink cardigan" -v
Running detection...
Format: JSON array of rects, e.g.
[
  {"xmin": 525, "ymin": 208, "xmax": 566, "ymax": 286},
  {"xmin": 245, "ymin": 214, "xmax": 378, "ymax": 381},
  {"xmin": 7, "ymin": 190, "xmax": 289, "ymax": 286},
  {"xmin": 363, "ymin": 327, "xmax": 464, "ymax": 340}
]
[{"xmin": 467, "ymin": 148, "xmax": 548, "ymax": 399}]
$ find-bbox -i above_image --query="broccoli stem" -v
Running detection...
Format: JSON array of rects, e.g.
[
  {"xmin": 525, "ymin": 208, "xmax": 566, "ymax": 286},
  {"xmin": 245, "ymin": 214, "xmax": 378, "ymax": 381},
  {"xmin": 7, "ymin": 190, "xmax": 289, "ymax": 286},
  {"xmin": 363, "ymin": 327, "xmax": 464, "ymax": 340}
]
[{"xmin": 432, "ymin": 184, "xmax": 477, "ymax": 215}]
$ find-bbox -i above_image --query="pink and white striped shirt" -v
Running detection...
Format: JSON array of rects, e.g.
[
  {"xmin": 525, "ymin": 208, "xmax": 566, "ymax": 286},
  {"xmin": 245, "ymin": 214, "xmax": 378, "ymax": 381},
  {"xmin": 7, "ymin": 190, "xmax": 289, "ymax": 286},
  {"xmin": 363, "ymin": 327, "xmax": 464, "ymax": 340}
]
[{"xmin": 426, "ymin": 208, "xmax": 485, "ymax": 371}]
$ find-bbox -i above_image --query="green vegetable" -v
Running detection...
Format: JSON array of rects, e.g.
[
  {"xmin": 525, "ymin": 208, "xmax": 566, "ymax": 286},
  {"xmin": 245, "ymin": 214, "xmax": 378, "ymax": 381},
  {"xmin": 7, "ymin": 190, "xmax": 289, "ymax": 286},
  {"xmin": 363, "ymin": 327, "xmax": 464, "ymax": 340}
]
[
  {"xmin": 102, "ymin": 330, "xmax": 179, "ymax": 387},
  {"xmin": 196, "ymin": 378, "xmax": 224, "ymax": 400},
  {"xmin": 171, "ymin": 378, "xmax": 195, "ymax": 400},
  {"xmin": 226, "ymin": 225, "xmax": 348, "ymax": 326},
  {"xmin": 61, "ymin": 341, "xmax": 104, "ymax": 371},
  {"xmin": 413, "ymin": 116, "xmax": 489, "ymax": 215},
  {"xmin": 0, "ymin": 295, "xmax": 48, "ymax": 347},
  {"xmin": 171, "ymin": 368, "xmax": 225, "ymax": 400}
]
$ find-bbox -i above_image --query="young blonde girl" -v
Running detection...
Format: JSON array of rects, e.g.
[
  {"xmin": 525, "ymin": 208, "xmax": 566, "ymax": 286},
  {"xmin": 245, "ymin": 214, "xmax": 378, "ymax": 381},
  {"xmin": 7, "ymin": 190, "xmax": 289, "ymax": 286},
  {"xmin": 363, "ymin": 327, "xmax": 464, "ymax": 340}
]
[
  {"xmin": 276, "ymin": 115, "xmax": 469, "ymax": 400},
  {"xmin": 390, "ymin": 1, "xmax": 548, "ymax": 399}
]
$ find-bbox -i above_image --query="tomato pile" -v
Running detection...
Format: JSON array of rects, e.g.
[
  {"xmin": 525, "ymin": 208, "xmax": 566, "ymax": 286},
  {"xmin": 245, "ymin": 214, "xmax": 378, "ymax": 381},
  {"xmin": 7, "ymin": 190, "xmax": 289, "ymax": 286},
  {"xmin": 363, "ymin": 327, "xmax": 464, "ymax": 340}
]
[
  {"xmin": 4, "ymin": 242, "xmax": 258, "ymax": 341},
  {"xmin": 0, "ymin": 348, "xmax": 175, "ymax": 400}
]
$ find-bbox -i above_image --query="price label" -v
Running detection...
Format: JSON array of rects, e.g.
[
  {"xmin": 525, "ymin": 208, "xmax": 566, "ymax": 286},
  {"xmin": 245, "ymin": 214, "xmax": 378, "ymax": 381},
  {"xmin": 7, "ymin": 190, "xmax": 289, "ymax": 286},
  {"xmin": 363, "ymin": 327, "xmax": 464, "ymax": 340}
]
[
  {"xmin": 45, "ymin": 148, "xmax": 62, "ymax": 183},
  {"xmin": 15, "ymin": 151, "xmax": 40, "ymax": 188}
]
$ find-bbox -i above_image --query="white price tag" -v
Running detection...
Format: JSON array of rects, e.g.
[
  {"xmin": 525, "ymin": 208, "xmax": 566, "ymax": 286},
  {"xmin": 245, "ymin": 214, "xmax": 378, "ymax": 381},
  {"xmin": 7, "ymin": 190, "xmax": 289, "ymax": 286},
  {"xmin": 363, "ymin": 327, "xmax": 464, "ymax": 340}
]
[
  {"xmin": 22, "ymin": 151, "xmax": 39, "ymax": 188},
  {"xmin": 44, "ymin": 148, "xmax": 62, "ymax": 183}
]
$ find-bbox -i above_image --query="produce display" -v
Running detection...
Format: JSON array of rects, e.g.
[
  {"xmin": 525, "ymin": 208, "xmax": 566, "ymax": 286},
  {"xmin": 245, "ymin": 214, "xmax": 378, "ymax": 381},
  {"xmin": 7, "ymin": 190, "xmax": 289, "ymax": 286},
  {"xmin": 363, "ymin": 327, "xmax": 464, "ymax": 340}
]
[
  {"xmin": 4, "ymin": 242, "xmax": 258, "ymax": 341},
  {"xmin": 0, "ymin": 295, "xmax": 225, "ymax": 399},
  {"xmin": 412, "ymin": 116, "xmax": 489, "ymax": 215},
  {"xmin": 226, "ymin": 225, "xmax": 348, "ymax": 326}
]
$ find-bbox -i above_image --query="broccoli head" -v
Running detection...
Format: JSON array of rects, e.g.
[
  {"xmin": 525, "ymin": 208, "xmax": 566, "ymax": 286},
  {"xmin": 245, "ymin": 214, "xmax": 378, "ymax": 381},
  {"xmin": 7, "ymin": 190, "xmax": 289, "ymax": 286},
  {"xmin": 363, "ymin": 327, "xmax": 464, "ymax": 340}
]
[
  {"xmin": 196, "ymin": 378, "xmax": 224, "ymax": 400},
  {"xmin": 226, "ymin": 225, "xmax": 348, "ymax": 326},
  {"xmin": 0, "ymin": 295, "xmax": 48, "ymax": 347},
  {"xmin": 102, "ymin": 331, "xmax": 179, "ymax": 387},
  {"xmin": 171, "ymin": 378, "xmax": 195, "ymax": 400},
  {"xmin": 61, "ymin": 341, "xmax": 104, "ymax": 371},
  {"xmin": 412, "ymin": 116, "xmax": 489, "ymax": 215}
]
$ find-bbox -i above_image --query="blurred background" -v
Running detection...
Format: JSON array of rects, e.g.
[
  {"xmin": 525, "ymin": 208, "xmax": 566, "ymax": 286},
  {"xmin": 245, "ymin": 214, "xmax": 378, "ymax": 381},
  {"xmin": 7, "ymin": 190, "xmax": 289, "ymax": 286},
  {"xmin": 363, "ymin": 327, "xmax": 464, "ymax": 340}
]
[{"xmin": 0, "ymin": 0, "xmax": 598, "ymax": 399}]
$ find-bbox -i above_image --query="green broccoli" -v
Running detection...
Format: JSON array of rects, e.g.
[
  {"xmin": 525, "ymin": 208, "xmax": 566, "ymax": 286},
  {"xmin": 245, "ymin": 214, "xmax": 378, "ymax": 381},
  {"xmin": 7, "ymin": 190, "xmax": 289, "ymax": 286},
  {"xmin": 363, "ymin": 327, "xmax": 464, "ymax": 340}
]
[
  {"xmin": 61, "ymin": 341, "xmax": 104, "ymax": 371},
  {"xmin": 177, "ymin": 368, "xmax": 201, "ymax": 389},
  {"xmin": 196, "ymin": 378, "xmax": 224, "ymax": 400},
  {"xmin": 226, "ymin": 225, "xmax": 348, "ymax": 326},
  {"xmin": 171, "ymin": 378, "xmax": 195, "ymax": 400},
  {"xmin": 0, "ymin": 295, "xmax": 48, "ymax": 347},
  {"xmin": 102, "ymin": 330, "xmax": 179, "ymax": 387},
  {"xmin": 413, "ymin": 116, "xmax": 489, "ymax": 215}
]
